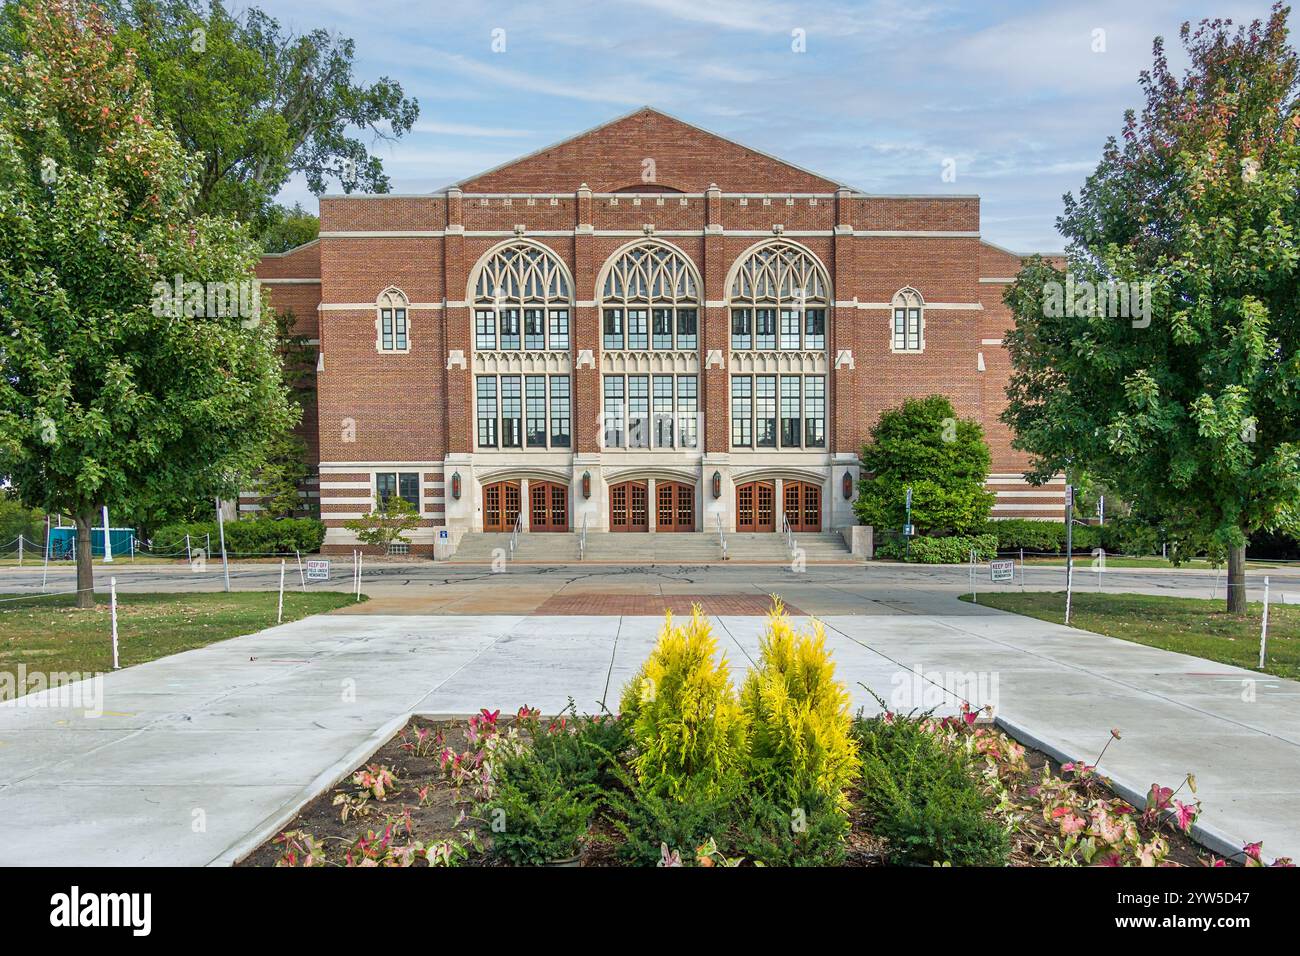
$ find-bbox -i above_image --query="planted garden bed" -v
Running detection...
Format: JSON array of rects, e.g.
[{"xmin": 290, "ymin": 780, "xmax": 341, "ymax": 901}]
[{"xmin": 241, "ymin": 604, "xmax": 1290, "ymax": 868}]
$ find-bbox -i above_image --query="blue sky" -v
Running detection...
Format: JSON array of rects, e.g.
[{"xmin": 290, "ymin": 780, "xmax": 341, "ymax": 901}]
[{"xmin": 255, "ymin": 0, "xmax": 1287, "ymax": 252}]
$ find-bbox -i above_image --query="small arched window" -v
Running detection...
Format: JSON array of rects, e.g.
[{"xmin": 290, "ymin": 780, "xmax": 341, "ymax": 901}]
[
  {"xmin": 376, "ymin": 288, "xmax": 410, "ymax": 353},
  {"xmin": 891, "ymin": 288, "xmax": 924, "ymax": 352}
]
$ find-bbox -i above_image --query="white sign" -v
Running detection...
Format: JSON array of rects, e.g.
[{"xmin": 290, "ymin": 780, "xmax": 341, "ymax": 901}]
[
  {"xmin": 990, "ymin": 559, "xmax": 1014, "ymax": 583},
  {"xmin": 306, "ymin": 559, "xmax": 331, "ymax": 582},
  {"xmin": 902, "ymin": 524, "xmax": 914, "ymax": 537}
]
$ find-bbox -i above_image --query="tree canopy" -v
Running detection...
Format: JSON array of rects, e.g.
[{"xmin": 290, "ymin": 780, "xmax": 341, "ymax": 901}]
[
  {"xmin": 1002, "ymin": 4, "xmax": 1300, "ymax": 611},
  {"xmin": 0, "ymin": 0, "xmax": 296, "ymax": 603},
  {"xmin": 855, "ymin": 395, "xmax": 994, "ymax": 536}
]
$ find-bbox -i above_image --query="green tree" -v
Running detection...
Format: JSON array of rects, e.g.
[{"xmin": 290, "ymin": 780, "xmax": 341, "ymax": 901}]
[
  {"xmin": 258, "ymin": 201, "xmax": 319, "ymax": 254},
  {"xmin": 855, "ymin": 395, "xmax": 994, "ymax": 535},
  {"xmin": 345, "ymin": 497, "xmax": 420, "ymax": 553},
  {"xmin": 0, "ymin": 0, "xmax": 295, "ymax": 606},
  {"xmin": 1001, "ymin": 5, "xmax": 1300, "ymax": 613},
  {"xmin": 256, "ymin": 432, "xmax": 312, "ymax": 519},
  {"xmin": 102, "ymin": 0, "xmax": 418, "ymax": 232}
]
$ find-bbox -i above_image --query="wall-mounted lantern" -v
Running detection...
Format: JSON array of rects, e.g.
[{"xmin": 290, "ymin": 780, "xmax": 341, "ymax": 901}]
[
  {"xmin": 842, "ymin": 471, "xmax": 854, "ymax": 500},
  {"xmin": 712, "ymin": 470, "xmax": 722, "ymax": 499},
  {"xmin": 582, "ymin": 471, "xmax": 592, "ymax": 499},
  {"xmin": 451, "ymin": 471, "xmax": 462, "ymax": 500}
]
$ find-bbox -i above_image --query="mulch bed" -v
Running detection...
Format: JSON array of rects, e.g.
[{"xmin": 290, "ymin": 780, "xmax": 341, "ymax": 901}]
[{"xmin": 238, "ymin": 715, "xmax": 1224, "ymax": 868}]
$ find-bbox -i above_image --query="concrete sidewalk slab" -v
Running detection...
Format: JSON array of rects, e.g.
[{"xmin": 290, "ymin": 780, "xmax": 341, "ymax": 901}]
[{"xmin": 1, "ymin": 599, "xmax": 1297, "ymax": 866}]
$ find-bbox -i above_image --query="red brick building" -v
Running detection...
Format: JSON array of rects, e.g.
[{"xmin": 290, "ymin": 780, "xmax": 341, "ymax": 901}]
[{"xmin": 256, "ymin": 108, "xmax": 1065, "ymax": 555}]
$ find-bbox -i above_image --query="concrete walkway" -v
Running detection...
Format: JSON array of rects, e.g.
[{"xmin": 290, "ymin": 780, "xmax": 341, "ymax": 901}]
[{"xmin": 1, "ymin": 598, "xmax": 1297, "ymax": 865}]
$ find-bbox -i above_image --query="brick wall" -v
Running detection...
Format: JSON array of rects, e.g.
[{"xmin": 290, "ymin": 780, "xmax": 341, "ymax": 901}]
[{"xmin": 261, "ymin": 109, "xmax": 1067, "ymax": 537}]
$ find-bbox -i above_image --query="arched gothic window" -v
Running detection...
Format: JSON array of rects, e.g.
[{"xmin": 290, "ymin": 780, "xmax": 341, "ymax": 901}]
[
  {"xmin": 599, "ymin": 243, "xmax": 699, "ymax": 351},
  {"xmin": 471, "ymin": 242, "xmax": 572, "ymax": 351},
  {"xmin": 891, "ymin": 288, "xmax": 924, "ymax": 352},
  {"xmin": 376, "ymin": 287, "xmax": 409, "ymax": 352},
  {"xmin": 728, "ymin": 242, "xmax": 829, "ymax": 351}
]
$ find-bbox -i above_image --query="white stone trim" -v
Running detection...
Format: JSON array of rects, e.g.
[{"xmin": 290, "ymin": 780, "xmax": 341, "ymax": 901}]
[{"xmin": 259, "ymin": 277, "xmax": 321, "ymax": 285}]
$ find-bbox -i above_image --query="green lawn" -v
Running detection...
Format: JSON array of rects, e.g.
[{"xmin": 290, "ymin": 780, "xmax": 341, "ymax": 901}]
[
  {"xmin": 964, "ymin": 591, "xmax": 1299, "ymax": 679},
  {"xmin": 1021, "ymin": 556, "xmax": 1286, "ymax": 570},
  {"xmin": 0, "ymin": 591, "xmax": 362, "ymax": 693}
]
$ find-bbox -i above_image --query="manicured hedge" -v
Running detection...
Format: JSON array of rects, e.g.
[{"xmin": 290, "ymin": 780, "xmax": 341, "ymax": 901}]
[
  {"xmin": 876, "ymin": 533, "xmax": 998, "ymax": 563},
  {"xmin": 151, "ymin": 518, "xmax": 325, "ymax": 556},
  {"xmin": 977, "ymin": 519, "xmax": 1132, "ymax": 555}
]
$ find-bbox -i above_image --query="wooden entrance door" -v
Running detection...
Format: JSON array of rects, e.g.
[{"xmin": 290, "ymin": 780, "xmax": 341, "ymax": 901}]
[
  {"xmin": 609, "ymin": 481, "xmax": 649, "ymax": 532},
  {"xmin": 483, "ymin": 481, "xmax": 521, "ymax": 532},
  {"xmin": 736, "ymin": 481, "xmax": 776, "ymax": 532},
  {"xmin": 655, "ymin": 482, "xmax": 696, "ymax": 532},
  {"xmin": 529, "ymin": 481, "xmax": 569, "ymax": 532},
  {"xmin": 783, "ymin": 481, "xmax": 822, "ymax": 532}
]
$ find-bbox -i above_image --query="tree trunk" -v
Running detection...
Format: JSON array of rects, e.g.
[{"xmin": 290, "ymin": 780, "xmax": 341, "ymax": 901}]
[
  {"xmin": 1226, "ymin": 542, "xmax": 1247, "ymax": 615},
  {"xmin": 73, "ymin": 509, "xmax": 96, "ymax": 610}
]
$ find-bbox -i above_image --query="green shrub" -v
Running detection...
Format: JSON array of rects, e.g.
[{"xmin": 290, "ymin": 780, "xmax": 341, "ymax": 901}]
[
  {"xmin": 731, "ymin": 786, "xmax": 849, "ymax": 867},
  {"xmin": 486, "ymin": 759, "xmax": 595, "ymax": 865},
  {"xmin": 0, "ymin": 497, "xmax": 43, "ymax": 552},
  {"xmin": 152, "ymin": 517, "xmax": 326, "ymax": 556},
  {"xmin": 740, "ymin": 601, "xmax": 859, "ymax": 812},
  {"xmin": 513, "ymin": 707, "xmax": 630, "ymax": 791},
  {"xmin": 619, "ymin": 606, "xmax": 748, "ymax": 798},
  {"xmin": 855, "ymin": 395, "xmax": 995, "ymax": 534},
  {"xmin": 607, "ymin": 773, "xmax": 741, "ymax": 866},
  {"xmin": 876, "ymin": 533, "xmax": 997, "ymax": 563},
  {"xmin": 854, "ymin": 714, "xmax": 1009, "ymax": 866}
]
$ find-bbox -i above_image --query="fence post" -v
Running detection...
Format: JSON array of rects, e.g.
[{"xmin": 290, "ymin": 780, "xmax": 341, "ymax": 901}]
[
  {"xmin": 1019, "ymin": 547, "xmax": 1025, "ymax": 590},
  {"xmin": 17, "ymin": 534, "xmax": 22, "ymax": 566},
  {"xmin": 215, "ymin": 498, "xmax": 230, "ymax": 593},
  {"xmin": 355, "ymin": 552, "xmax": 363, "ymax": 601},
  {"xmin": 186, "ymin": 534, "xmax": 191, "ymax": 562},
  {"xmin": 110, "ymin": 576, "xmax": 120, "ymax": 670},
  {"xmin": 969, "ymin": 548, "xmax": 977, "ymax": 604},
  {"xmin": 41, "ymin": 517, "xmax": 50, "ymax": 593},
  {"xmin": 296, "ymin": 549, "xmax": 306, "ymax": 592},
  {"xmin": 277, "ymin": 559, "xmax": 286, "ymax": 624},
  {"xmin": 1259, "ymin": 575, "xmax": 1270, "ymax": 670}
]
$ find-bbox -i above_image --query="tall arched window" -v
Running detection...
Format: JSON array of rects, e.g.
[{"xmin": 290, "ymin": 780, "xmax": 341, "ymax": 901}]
[
  {"xmin": 468, "ymin": 242, "xmax": 574, "ymax": 451},
  {"xmin": 891, "ymin": 288, "xmax": 924, "ymax": 352},
  {"xmin": 598, "ymin": 242, "xmax": 701, "ymax": 450},
  {"xmin": 727, "ymin": 242, "xmax": 830, "ymax": 451},
  {"xmin": 599, "ymin": 242, "xmax": 699, "ymax": 351},
  {"xmin": 471, "ymin": 242, "xmax": 572, "ymax": 351},
  {"xmin": 376, "ymin": 287, "xmax": 409, "ymax": 353},
  {"xmin": 728, "ymin": 241, "xmax": 828, "ymax": 351}
]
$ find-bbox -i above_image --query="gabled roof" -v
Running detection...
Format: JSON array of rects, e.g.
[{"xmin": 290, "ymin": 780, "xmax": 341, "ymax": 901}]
[{"xmin": 453, "ymin": 106, "xmax": 847, "ymax": 194}]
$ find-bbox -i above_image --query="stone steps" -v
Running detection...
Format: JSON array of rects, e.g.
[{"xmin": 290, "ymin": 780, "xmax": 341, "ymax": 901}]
[{"xmin": 446, "ymin": 530, "xmax": 854, "ymax": 564}]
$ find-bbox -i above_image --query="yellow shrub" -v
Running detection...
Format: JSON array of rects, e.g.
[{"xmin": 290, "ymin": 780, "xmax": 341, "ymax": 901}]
[
  {"xmin": 620, "ymin": 606, "xmax": 748, "ymax": 798},
  {"xmin": 740, "ymin": 599, "xmax": 860, "ymax": 811}
]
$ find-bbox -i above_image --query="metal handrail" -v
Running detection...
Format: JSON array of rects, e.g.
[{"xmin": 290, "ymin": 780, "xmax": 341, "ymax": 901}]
[
  {"xmin": 578, "ymin": 512, "xmax": 588, "ymax": 561},
  {"xmin": 783, "ymin": 512, "xmax": 796, "ymax": 557},
  {"xmin": 508, "ymin": 511, "xmax": 523, "ymax": 560},
  {"xmin": 717, "ymin": 512, "xmax": 727, "ymax": 560}
]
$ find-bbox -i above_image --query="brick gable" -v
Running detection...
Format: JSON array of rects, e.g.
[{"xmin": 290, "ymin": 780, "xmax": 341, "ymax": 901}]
[{"xmin": 457, "ymin": 107, "xmax": 842, "ymax": 194}]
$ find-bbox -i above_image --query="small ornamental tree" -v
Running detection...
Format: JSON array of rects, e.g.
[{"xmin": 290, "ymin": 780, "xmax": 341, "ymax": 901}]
[
  {"xmin": 0, "ymin": 0, "xmax": 295, "ymax": 607},
  {"xmin": 345, "ymin": 496, "xmax": 420, "ymax": 552},
  {"xmin": 855, "ymin": 395, "xmax": 994, "ymax": 535},
  {"xmin": 1001, "ymin": 5, "xmax": 1300, "ymax": 613}
]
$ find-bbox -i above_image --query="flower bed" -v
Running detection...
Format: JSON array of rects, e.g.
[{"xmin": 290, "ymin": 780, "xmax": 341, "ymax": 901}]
[{"xmin": 240, "ymin": 603, "xmax": 1292, "ymax": 868}]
